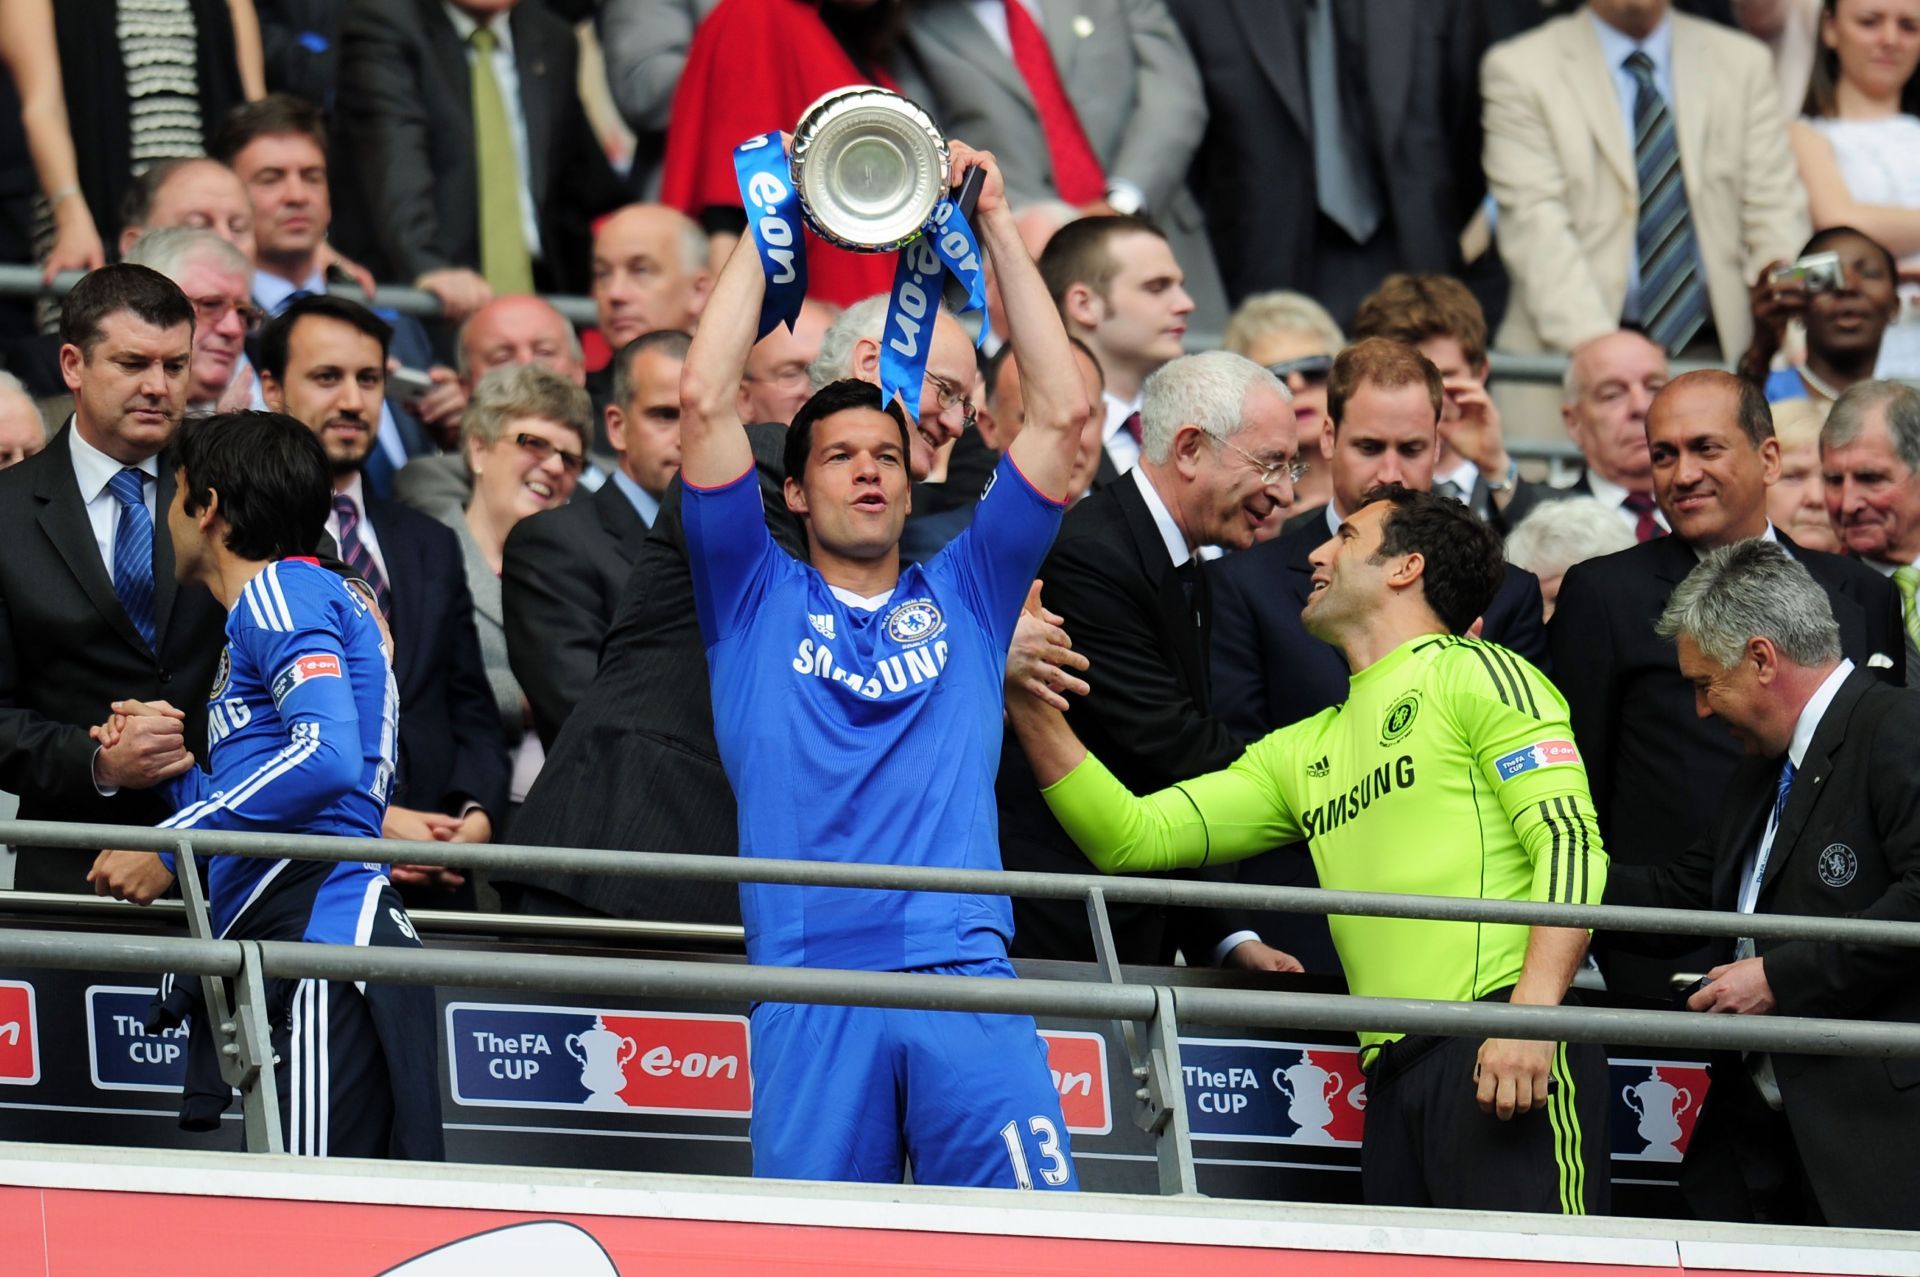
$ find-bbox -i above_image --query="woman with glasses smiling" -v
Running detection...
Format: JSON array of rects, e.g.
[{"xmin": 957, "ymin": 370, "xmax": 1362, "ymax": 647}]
[
  {"xmin": 441, "ymin": 363, "xmax": 591, "ymax": 835},
  {"xmin": 1223, "ymin": 291, "xmax": 1345, "ymax": 513}
]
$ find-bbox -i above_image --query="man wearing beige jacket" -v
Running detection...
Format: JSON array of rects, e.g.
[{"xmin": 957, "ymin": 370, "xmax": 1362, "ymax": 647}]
[{"xmin": 1481, "ymin": 0, "xmax": 1808, "ymax": 364}]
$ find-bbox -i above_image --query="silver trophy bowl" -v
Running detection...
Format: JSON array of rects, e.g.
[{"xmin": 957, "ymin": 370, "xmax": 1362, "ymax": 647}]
[{"xmin": 790, "ymin": 86, "xmax": 949, "ymax": 253}]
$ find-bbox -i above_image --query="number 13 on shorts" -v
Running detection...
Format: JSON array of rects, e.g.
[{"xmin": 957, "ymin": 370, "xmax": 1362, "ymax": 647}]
[{"xmin": 1000, "ymin": 1115, "xmax": 1072, "ymax": 1188}]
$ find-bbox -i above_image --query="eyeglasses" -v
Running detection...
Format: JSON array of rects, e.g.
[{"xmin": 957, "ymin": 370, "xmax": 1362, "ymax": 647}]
[
  {"xmin": 1214, "ymin": 432, "xmax": 1309, "ymax": 487},
  {"xmin": 190, "ymin": 295, "xmax": 265, "ymax": 332},
  {"xmin": 925, "ymin": 371, "xmax": 978, "ymax": 431},
  {"xmin": 1268, "ymin": 354, "xmax": 1332, "ymax": 387},
  {"xmin": 512, "ymin": 432, "xmax": 586, "ymax": 475}
]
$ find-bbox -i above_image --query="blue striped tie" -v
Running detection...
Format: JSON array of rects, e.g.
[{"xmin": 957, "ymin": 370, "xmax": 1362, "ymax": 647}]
[
  {"xmin": 107, "ymin": 468, "xmax": 157, "ymax": 649},
  {"xmin": 332, "ymin": 493, "xmax": 390, "ymax": 618},
  {"xmin": 1626, "ymin": 52, "xmax": 1709, "ymax": 355}
]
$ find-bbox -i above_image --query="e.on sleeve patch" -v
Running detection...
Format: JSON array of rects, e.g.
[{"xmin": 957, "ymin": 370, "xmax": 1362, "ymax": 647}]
[
  {"xmin": 271, "ymin": 652, "xmax": 342, "ymax": 707},
  {"xmin": 1495, "ymin": 738, "xmax": 1581, "ymax": 783}
]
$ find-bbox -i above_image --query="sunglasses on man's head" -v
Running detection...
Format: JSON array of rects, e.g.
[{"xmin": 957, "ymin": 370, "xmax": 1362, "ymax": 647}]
[{"xmin": 1268, "ymin": 354, "xmax": 1333, "ymax": 387}]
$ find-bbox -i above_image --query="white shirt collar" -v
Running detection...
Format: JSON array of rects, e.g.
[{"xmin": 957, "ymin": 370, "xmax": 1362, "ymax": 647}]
[
  {"xmin": 442, "ymin": 1, "xmax": 514, "ymax": 52},
  {"xmin": 1692, "ymin": 523, "xmax": 1780, "ymax": 561},
  {"xmin": 336, "ymin": 470, "xmax": 370, "ymax": 516},
  {"xmin": 1102, "ymin": 391, "xmax": 1141, "ymax": 445},
  {"xmin": 1590, "ymin": 6, "xmax": 1673, "ymax": 78},
  {"xmin": 253, "ymin": 266, "xmax": 328, "ymax": 313},
  {"xmin": 1585, "ymin": 470, "xmax": 1668, "ymax": 532},
  {"xmin": 828, "ymin": 585, "xmax": 895, "ymax": 611},
  {"xmin": 1434, "ymin": 455, "xmax": 1479, "ymax": 496},
  {"xmin": 610, "ymin": 468, "xmax": 660, "ymax": 528},
  {"xmin": 69, "ymin": 417, "xmax": 159, "ymax": 504},
  {"xmin": 1788, "ymin": 660, "xmax": 1854, "ymax": 769},
  {"xmin": 1132, "ymin": 466, "xmax": 1192, "ymax": 568}
]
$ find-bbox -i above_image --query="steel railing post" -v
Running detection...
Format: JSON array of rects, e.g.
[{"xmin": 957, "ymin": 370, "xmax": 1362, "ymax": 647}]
[{"xmin": 1142, "ymin": 985, "xmax": 1197, "ymax": 1196}]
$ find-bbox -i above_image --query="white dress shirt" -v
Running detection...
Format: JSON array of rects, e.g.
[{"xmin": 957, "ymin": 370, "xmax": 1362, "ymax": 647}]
[
  {"xmin": 441, "ymin": 2, "xmax": 543, "ymax": 259},
  {"xmin": 1102, "ymin": 391, "xmax": 1142, "ymax": 476},
  {"xmin": 1586, "ymin": 470, "xmax": 1668, "ymax": 536},
  {"xmin": 325, "ymin": 472, "xmax": 391, "ymax": 583},
  {"xmin": 69, "ymin": 419, "xmax": 159, "ymax": 577},
  {"xmin": 1590, "ymin": 9, "xmax": 1677, "ymax": 323},
  {"xmin": 610, "ymin": 469, "xmax": 660, "ymax": 529}
]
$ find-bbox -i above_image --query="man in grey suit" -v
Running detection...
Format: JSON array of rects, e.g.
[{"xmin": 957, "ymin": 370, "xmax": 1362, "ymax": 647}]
[{"xmin": 899, "ymin": 0, "xmax": 1227, "ymax": 332}]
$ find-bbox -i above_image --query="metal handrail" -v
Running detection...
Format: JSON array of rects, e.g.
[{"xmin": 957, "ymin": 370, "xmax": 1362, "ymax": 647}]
[{"xmin": 7, "ymin": 818, "xmax": 1917, "ymax": 949}]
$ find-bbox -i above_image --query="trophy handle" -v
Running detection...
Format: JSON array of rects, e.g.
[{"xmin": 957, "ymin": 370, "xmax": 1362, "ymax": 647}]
[
  {"xmin": 617, "ymin": 1036, "xmax": 638, "ymax": 1066},
  {"xmin": 1324, "ymin": 1071, "xmax": 1344, "ymax": 1102},
  {"xmin": 564, "ymin": 1034, "xmax": 585, "ymax": 1064},
  {"xmin": 1622, "ymin": 1086, "xmax": 1643, "ymax": 1117},
  {"xmin": 1673, "ymin": 1088, "xmax": 1692, "ymax": 1120}
]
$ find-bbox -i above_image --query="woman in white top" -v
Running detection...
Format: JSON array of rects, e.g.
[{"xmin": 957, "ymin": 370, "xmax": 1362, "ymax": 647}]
[{"xmin": 1789, "ymin": 0, "xmax": 1920, "ymax": 372}]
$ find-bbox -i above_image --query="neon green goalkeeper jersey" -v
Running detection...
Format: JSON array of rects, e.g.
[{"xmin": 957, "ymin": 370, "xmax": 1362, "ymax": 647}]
[{"xmin": 1042, "ymin": 633, "xmax": 1606, "ymax": 1047}]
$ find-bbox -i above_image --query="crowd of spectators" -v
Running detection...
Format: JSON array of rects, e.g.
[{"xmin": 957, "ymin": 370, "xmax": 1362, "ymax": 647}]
[{"xmin": 0, "ymin": 0, "xmax": 1918, "ymax": 1229}]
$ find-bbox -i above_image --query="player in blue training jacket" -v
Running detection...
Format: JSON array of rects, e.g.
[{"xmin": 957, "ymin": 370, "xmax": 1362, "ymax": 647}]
[
  {"xmin": 87, "ymin": 410, "xmax": 442, "ymax": 1161},
  {"xmin": 677, "ymin": 140, "xmax": 1091, "ymax": 1189}
]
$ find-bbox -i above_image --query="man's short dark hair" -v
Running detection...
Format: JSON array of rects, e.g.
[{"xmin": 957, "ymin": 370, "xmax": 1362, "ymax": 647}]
[
  {"xmin": 208, "ymin": 92, "xmax": 328, "ymax": 166},
  {"xmin": 983, "ymin": 334, "xmax": 1103, "ymax": 411},
  {"xmin": 1039, "ymin": 214, "xmax": 1168, "ymax": 311},
  {"xmin": 1327, "ymin": 337, "xmax": 1444, "ymax": 431},
  {"xmin": 1350, "ymin": 273, "xmax": 1490, "ymax": 370},
  {"xmin": 610, "ymin": 329, "xmax": 693, "ymax": 408},
  {"xmin": 257, "ymin": 294, "xmax": 393, "ymax": 383},
  {"xmin": 172, "ymin": 410, "xmax": 332, "ymax": 561},
  {"xmin": 784, "ymin": 378, "xmax": 911, "ymax": 485},
  {"xmin": 1360, "ymin": 482, "xmax": 1506, "ymax": 635},
  {"xmin": 58, "ymin": 263, "xmax": 195, "ymax": 358},
  {"xmin": 1657, "ymin": 369, "xmax": 1775, "ymax": 448}
]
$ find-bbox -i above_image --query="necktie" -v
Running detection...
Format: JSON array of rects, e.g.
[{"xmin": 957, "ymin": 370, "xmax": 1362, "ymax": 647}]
[
  {"xmin": 1622, "ymin": 490, "xmax": 1665, "ymax": 542},
  {"xmin": 1625, "ymin": 52, "xmax": 1708, "ymax": 356},
  {"xmin": 107, "ymin": 468, "xmax": 157, "ymax": 650},
  {"xmin": 273, "ymin": 287, "xmax": 314, "ymax": 316},
  {"xmin": 1121, "ymin": 410, "xmax": 1142, "ymax": 444},
  {"xmin": 333, "ymin": 494, "xmax": 390, "ymax": 619},
  {"xmin": 469, "ymin": 26, "xmax": 535, "ymax": 296},
  {"xmin": 1175, "ymin": 558, "xmax": 1204, "ymax": 629},
  {"xmin": 1001, "ymin": 0, "xmax": 1106, "ymax": 206},
  {"xmin": 1896, "ymin": 565, "xmax": 1920, "ymax": 650},
  {"xmin": 1306, "ymin": 0, "xmax": 1383, "ymax": 243},
  {"xmin": 1434, "ymin": 477, "xmax": 1465, "ymax": 504},
  {"xmin": 1736, "ymin": 759, "xmax": 1796, "ymax": 962}
]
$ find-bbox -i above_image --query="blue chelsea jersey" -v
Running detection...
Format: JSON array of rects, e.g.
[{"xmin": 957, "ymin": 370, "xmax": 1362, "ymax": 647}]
[
  {"xmin": 684, "ymin": 454, "xmax": 1065, "ymax": 971},
  {"xmin": 159, "ymin": 559, "xmax": 399, "ymax": 941}
]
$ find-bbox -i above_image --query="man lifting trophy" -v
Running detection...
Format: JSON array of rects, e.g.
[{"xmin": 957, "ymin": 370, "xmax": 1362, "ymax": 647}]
[{"xmin": 680, "ymin": 95, "xmax": 1092, "ymax": 1187}]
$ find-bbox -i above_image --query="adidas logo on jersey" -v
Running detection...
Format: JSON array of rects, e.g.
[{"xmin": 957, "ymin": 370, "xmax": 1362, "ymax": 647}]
[
  {"xmin": 808, "ymin": 612, "xmax": 836, "ymax": 640},
  {"xmin": 1306, "ymin": 756, "xmax": 1330, "ymax": 778}
]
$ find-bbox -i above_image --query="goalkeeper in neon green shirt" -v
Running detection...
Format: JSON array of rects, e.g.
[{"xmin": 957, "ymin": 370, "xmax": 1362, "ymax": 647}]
[{"xmin": 1008, "ymin": 482, "xmax": 1610, "ymax": 1214}]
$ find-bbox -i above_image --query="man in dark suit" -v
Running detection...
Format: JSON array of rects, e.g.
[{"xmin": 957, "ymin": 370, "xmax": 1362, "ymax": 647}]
[
  {"xmin": 0, "ymin": 266, "xmax": 220, "ymax": 893},
  {"xmin": 331, "ymin": 0, "xmax": 625, "ymax": 316},
  {"xmin": 1606, "ymin": 539, "xmax": 1920, "ymax": 1229},
  {"xmin": 1166, "ymin": 0, "xmax": 1494, "ymax": 323},
  {"xmin": 259, "ymin": 295, "xmax": 507, "ymax": 877},
  {"xmin": 1209, "ymin": 337, "xmax": 1548, "ymax": 968},
  {"xmin": 997, "ymin": 350, "xmax": 1304, "ymax": 971},
  {"xmin": 503, "ymin": 330, "xmax": 687, "ymax": 748},
  {"xmin": 1552, "ymin": 371, "xmax": 1905, "ymax": 1001},
  {"xmin": 210, "ymin": 93, "xmax": 463, "ymax": 499}
]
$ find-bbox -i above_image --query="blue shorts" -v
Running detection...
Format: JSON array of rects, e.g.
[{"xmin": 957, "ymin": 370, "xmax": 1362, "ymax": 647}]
[{"xmin": 749, "ymin": 957, "xmax": 1078, "ymax": 1190}]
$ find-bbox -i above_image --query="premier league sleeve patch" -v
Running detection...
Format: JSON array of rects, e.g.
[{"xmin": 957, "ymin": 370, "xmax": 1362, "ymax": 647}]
[
  {"xmin": 270, "ymin": 652, "xmax": 343, "ymax": 708},
  {"xmin": 1495, "ymin": 739, "xmax": 1582, "ymax": 782}
]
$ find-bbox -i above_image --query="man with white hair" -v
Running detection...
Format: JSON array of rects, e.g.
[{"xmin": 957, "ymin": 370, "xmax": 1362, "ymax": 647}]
[
  {"xmin": 1505, "ymin": 497, "xmax": 1637, "ymax": 621},
  {"xmin": 1607, "ymin": 539, "xmax": 1920, "ymax": 1229},
  {"xmin": 737, "ymin": 299, "xmax": 836, "ymax": 427},
  {"xmin": 1556, "ymin": 330, "xmax": 1671, "ymax": 540},
  {"xmin": 122, "ymin": 227, "xmax": 258, "ymax": 413},
  {"xmin": 0, "ymin": 370, "xmax": 45, "ymax": 470},
  {"xmin": 997, "ymin": 348, "xmax": 1307, "ymax": 971}
]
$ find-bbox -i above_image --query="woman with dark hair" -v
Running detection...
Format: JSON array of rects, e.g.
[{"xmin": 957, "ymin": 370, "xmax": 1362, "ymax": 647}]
[
  {"xmin": 1789, "ymin": 0, "xmax": 1920, "ymax": 372},
  {"xmin": 1742, "ymin": 225, "xmax": 1902, "ymax": 402},
  {"xmin": 659, "ymin": 0, "xmax": 907, "ymax": 306}
]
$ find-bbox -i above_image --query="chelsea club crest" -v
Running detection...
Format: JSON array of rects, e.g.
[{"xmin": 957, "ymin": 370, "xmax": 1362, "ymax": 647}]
[
  {"xmin": 886, "ymin": 598, "xmax": 944, "ymax": 646},
  {"xmin": 209, "ymin": 646, "xmax": 232, "ymax": 700}
]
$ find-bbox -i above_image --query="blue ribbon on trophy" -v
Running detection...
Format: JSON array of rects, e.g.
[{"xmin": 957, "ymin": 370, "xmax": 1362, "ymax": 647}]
[{"xmin": 731, "ymin": 87, "xmax": 988, "ymax": 418}]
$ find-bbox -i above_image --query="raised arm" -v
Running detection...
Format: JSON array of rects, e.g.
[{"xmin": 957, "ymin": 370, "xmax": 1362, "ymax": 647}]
[
  {"xmin": 961, "ymin": 144, "xmax": 1089, "ymax": 502},
  {"xmin": 677, "ymin": 184, "xmax": 771, "ymax": 488}
]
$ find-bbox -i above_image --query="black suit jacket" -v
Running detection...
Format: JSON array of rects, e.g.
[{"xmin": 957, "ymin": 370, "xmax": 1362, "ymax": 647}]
[
  {"xmin": 1551, "ymin": 532, "xmax": 1903, "ymax": 873},
  {"xmin": 1214, "ymin": 505, "xmax": 1550, "ymax": 742},
  {"xmin": 499, "ymin": 423, "xmax": 804, "ymax": 924},
  {"xmin": 0, "ymin": 427, "xmax": 226, "ymax": 890},
  {"xmin": 1167, "ymin": 0, "xmax": 1490, "ymax": 319},
  {"xmin": 996, "ymin": 473, "xmax": 1254, "ymax": 965},
  {"xmin": 331, "ymin": 0, "xmax": 625, "ymax": 292},
  {"xmin": 364, "ymin": 497, "xmax": 509, "ymax": 820},
  {"xmin": 501, "ymin": 479, "xmax": 651, "ymax": 749},
  {"xmin": 1606, "ymin": 671, "xmax": 1920, "ymax": 1229}
]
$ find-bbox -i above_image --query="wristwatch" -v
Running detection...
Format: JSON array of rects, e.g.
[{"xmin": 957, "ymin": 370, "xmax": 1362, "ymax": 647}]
[{"xmin": 1484, "ymin": 458, "xmax": 1520, "ymax": 493}]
